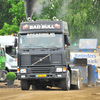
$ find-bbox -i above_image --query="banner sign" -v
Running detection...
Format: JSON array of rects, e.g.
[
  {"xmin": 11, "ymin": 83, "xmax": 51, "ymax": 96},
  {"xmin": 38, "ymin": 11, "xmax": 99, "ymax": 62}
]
[
  {"xmin": 70, "ymin": 52, "xmax": 100, "ymax": 66},
  {"xmin": 22, "ymin": 23, "xmax": 61, "ymax": 30}
]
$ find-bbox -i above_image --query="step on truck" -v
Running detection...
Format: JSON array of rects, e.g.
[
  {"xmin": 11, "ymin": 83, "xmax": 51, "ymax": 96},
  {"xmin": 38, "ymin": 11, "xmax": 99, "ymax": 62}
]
[{"xmin": 16, "ymin": 18, "xmax": 81, "ymax": 90}]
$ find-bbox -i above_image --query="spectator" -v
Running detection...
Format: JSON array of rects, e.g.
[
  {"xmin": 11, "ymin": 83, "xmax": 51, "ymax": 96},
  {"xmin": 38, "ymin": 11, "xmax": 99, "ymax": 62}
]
[{"xmin": 84, "ymin": 41, "xmax": 94, "ymax": 48}]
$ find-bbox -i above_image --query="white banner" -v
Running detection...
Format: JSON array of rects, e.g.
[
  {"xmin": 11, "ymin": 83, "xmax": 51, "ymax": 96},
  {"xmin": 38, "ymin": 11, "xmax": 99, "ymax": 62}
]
[{"xmin": 70, "ymin": 52, "xmax": 100, "ymax": 66}]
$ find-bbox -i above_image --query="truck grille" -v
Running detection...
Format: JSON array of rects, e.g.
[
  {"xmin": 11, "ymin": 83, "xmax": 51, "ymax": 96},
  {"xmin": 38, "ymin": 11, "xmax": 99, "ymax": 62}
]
[
  {"xmin": 32, "ymin": 68, "xmax": 50, "ymax": 73},
  {"xmin": 20, "ymin": 55, "xmax": 31, "ymax": 66},
  {"xmin": 20, "ymin": 54, "xmax": 61, "ymax": 66},
  {"xmin": 31, "ymin": 55, "xmax": 50, "ymax": 65}
]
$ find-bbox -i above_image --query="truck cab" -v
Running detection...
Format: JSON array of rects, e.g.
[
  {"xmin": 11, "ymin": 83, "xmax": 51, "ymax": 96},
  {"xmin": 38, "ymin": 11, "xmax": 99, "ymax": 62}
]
[
  {"xmin": 0, "ymin": 36, "xmax": 18, "ymax": 74},
  {"xmin": 17, "ymin": 20, "xmax": 80, "ymax": 90}
]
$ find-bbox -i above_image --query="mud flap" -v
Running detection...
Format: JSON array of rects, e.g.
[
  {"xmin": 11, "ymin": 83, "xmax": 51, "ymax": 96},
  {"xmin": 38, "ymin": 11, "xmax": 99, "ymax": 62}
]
[{"xmin": 71, "ymin": 69, "xmax": 80, "ymax": 85}]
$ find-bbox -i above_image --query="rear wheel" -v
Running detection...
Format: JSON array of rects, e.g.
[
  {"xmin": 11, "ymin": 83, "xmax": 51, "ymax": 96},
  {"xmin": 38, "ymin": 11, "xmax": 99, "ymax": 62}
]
[
  {"xmin": 60, "ymin": 70, "xmax": 70, "ymax": 90},
  {"xmin": 21, "ymin": 80, "xmax": 30, "ymax": 90}
]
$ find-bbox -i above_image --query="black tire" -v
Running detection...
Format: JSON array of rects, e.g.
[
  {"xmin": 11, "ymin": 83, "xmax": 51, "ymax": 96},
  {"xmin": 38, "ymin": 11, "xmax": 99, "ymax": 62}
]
[
  {"xmin": 20, "ymin": 80, "xmax": 30, "ymax": 90},
  {"xmin": 3, "ymin": 70, "xmax": 8, "ymax": 82},
  {"xmin": 0, "ymin": 70, "xmax": 8, "ymax": 82},
  {"xmin": 60, "ymin": 70, "xmax": 70, "ymax": 90}
]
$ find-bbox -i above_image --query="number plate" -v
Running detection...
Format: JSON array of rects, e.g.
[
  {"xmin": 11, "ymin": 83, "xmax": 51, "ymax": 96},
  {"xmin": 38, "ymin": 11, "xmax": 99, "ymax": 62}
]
[{"xmin": 36, "ymin": 74, "xmax": 46, "ymax": 77}]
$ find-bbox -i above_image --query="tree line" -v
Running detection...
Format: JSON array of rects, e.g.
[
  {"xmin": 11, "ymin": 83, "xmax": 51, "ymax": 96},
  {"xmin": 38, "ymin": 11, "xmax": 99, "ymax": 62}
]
[{"xmin": 0, "ymin": 0, "xmax": 100, "ymax": 44}]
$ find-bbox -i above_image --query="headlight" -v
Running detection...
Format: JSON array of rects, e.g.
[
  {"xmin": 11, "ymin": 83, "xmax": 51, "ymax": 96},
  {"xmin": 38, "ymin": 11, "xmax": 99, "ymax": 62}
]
[
  {"xmin": 56, "ymin": 68, "xmax": 62, "ymax": 72},
  {"xmin": 9, "ymin": 58, "xmax": 14, "ymax": 62},
  {"xmin": 20, "ymin": 69, "xmax": 26, "ymax": 73}
]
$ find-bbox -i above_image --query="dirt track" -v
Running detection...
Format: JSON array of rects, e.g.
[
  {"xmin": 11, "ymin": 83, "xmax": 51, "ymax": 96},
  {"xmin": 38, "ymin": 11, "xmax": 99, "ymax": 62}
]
[{"xmin": 0, "ymin": 80, "xmax": 100, "ymax": 100}]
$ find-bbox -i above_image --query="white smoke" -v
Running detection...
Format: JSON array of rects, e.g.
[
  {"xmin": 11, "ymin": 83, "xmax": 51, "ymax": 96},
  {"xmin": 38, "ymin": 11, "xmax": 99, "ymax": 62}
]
[
  {"xmin": 33, "ymin": 0, "xmax": 50, "ymax": 16},
  {"xmin": 56, "ymin": 0, "xmax": 70, "ymax": 20}
]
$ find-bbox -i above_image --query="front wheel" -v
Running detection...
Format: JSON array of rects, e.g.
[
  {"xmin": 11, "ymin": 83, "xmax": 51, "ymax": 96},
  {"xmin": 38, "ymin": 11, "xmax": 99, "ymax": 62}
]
[
  {"xmin": 60, "ymin": 70, "xmax": 70, "ymax": 90},
  {"xmin": 21, "ymin": 80, "xmax": 30, "ymax": 90},
  {"xmin": 0, "ymin": 70, "xmax": 8, "ymax": 82}
]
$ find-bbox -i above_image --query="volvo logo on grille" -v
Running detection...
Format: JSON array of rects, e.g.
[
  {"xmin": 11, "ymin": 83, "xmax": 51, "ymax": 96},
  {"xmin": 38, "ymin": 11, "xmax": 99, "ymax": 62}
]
[
  {"xmin": 31, "ymin": 54, "xmax": 50, "ymax": 66},
  {"xmin": 39, "ymin": 59, "xmax": 42, "ymax": 61}
]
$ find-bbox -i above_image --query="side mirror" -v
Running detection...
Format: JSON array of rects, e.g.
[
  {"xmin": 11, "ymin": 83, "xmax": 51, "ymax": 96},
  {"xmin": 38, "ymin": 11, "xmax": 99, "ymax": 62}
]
[
  {"xmin": 67, "ymin": 36, "xmax": 70, "ymax": 46},
  {"xmin": 14, "ymin": 38, "xmax": 17, "ymax": 47},
  {"xmin": 65, "ymin": 36, "xmax": 70, "ymax": 46}
]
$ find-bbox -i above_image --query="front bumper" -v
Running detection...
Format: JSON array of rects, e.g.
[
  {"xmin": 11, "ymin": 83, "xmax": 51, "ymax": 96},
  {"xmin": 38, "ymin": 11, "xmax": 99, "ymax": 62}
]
[
  {"xmin": 17, "ymin": 66, "xmax": 67, "ymax": 80},
  {"xmin": 17, "ymin": 73, "xmax": 66, "ymax": 80}
]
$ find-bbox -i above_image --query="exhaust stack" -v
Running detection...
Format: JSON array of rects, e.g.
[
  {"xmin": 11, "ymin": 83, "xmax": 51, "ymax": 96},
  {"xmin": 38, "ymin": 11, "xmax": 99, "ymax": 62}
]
[{"xmin": 23, "ymin": 0, "xmax": 37, "ymax": 21}]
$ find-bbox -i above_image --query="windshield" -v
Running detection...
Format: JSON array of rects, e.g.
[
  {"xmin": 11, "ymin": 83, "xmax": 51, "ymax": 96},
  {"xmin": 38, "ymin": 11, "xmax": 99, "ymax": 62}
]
[
  {"xmin": 79, "ymin": 39, "xmax": 97, "ymax": 49},
  {"xmin": 6, "ymin": 46, "xmax": 17, "ymax": 57},
  {"xmin": 19, "ymin": 33, "xmax": 63, "ymax": 48}
]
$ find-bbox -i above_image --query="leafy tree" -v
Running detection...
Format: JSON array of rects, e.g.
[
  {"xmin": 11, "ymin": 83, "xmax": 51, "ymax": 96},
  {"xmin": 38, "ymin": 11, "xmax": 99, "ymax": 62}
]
[
  {"xmin": 0, "ymin": 0, "xmax": 100, "ymax": 44},
  {"xmin": 34, "ymin": 0, "xmax": 68, "ymax": 20},
  {"xmin": 66, "ymin": 0, "xmax": 100, "ymax": 44},
  {"xmin": 0, "ymin": 0, "xmax": 66, "ymax": 35},
  {"xmin": 0, "ymin": 18, "xmax": 19, "ymax": 35},
  {"xmin": 8, "ymin": 0, "xmax": 26, "ymax": 25},
  {"xmin": 0, "ymin": 0, "xmax": 25, "ymax": 35},
  {"xmin": 0, "ymin": 0, "xmax": 13, "ymax": 29}
]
